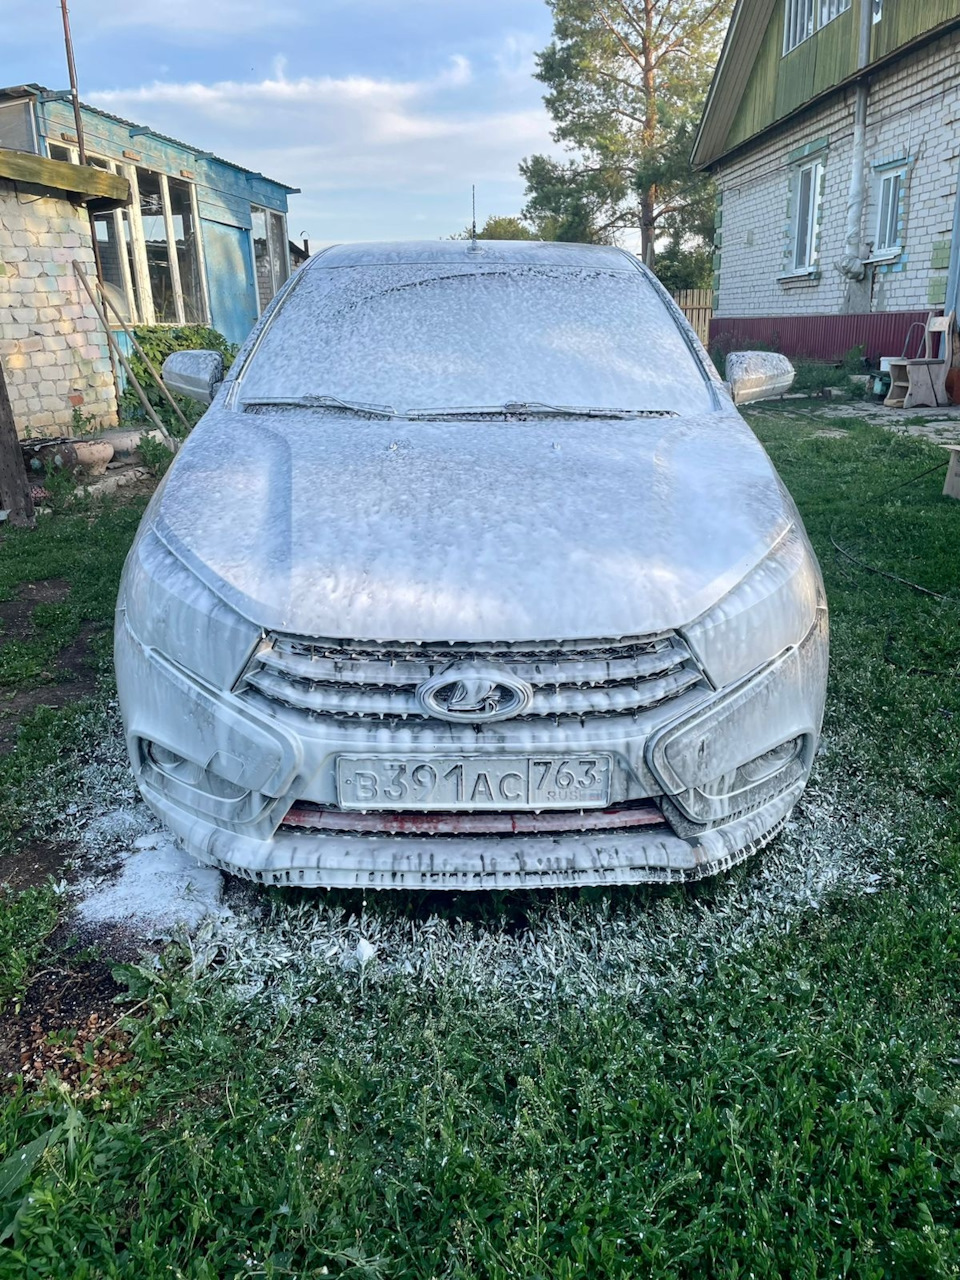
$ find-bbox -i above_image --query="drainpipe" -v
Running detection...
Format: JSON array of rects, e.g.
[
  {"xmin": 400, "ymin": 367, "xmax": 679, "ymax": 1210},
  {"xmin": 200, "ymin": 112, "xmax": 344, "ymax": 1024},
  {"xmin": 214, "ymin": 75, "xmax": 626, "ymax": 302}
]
[{"xmin": 836, "ymin": 0, "xmax": 874, "ymax": 281}]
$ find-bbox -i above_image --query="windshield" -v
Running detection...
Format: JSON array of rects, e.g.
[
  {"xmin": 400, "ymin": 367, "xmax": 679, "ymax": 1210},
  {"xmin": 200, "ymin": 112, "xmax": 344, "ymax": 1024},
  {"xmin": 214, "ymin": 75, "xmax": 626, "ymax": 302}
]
[{"xmin": 237, "ymin": 262, "xmax": 715, "ymax": 416}]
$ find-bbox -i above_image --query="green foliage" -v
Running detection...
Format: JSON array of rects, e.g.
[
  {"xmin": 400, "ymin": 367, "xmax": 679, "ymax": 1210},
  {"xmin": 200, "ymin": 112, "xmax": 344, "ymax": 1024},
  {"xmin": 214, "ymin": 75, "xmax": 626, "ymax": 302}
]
[
  {"xmin": 653, "ymin": 242, "xmax": 713, "ymax": 292},
  {"xmin": 119, "ymin": 325, "xmax": 237, "ymax": 437},
  {"xmin": 521, "ymin": 0, "xmax": 733, "ymax": 257},
  {"xmin": 137, "ymin": 433, "xmax": 175, "ymax": 479},
  {"xmin": 842, "ymin": 343, "xmax": 867, "ymax": 373},
  {"xmin": 0, "ymin": 886, "xmax": 59, "ymax": 1013},
  {"xmin": 69, "ymin": 406, "xmax": 97, "ymax": 438},
  {"xmin": 790, "ymin": 360, "xmax": 870, "ymax": 400},
  {"xmin": 452, "ymin": 214, "xmax": 542, "ymax": 240}
]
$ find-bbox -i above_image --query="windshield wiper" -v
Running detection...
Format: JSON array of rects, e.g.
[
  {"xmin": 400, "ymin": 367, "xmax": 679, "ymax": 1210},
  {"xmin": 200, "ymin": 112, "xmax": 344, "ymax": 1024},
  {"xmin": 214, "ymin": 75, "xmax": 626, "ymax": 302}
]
[
  {"xmin": 408, "ymin": 402, "xmax": 678, "ymax": 420},
  {"xmin": 243, "ymin": 395, "xmax": 396, "ymax": 418}
]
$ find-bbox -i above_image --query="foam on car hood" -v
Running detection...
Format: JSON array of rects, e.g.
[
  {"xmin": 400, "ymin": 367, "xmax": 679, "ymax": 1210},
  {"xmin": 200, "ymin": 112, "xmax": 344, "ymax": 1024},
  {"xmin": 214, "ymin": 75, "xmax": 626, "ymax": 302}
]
[{"xmin": 150, "ymin": 406, "xmax": 791, "ymax": 642}]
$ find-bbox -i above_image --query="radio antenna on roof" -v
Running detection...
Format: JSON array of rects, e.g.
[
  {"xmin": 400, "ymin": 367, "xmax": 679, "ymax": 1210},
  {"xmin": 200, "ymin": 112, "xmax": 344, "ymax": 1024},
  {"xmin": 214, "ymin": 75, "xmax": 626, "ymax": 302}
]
[{"xmin": 471, "ymin": 185, "xmax": 477, "ymax": 244}]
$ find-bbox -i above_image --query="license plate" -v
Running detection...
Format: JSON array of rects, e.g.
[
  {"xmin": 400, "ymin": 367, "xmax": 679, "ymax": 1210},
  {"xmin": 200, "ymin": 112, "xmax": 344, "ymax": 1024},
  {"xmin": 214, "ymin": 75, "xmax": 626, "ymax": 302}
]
[{"xmin": 336, "ymin": 755, "xmax": 612, "ymax": 811}]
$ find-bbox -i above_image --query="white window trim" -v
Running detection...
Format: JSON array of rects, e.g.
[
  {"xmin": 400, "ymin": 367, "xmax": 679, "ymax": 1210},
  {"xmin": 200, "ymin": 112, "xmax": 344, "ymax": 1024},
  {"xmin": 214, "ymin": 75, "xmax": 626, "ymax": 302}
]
[
  {"xmin": 791, "ymin": 158, "xmax": 824, "ymax": 273},
  {"xmin": 125, "ymin": 165, "xmax": 156, "ymax": 326},
  {"xmin": 870, "ymin": 160, "xmax": 907, "ymax": 262},
  {"xmin": 54, "ymin": 146, "xmax": 210, "ymax": 327},
  {"xmin": 250, "ymin": 204, "xmax": 291, "ymax": 312},
  {"xmin": 248, "ymin": 225, "xmax": 263, "ymax": 319},
  {"xmin": 875, "ymin": 169, "xmax": 903, "ymax": 255}
]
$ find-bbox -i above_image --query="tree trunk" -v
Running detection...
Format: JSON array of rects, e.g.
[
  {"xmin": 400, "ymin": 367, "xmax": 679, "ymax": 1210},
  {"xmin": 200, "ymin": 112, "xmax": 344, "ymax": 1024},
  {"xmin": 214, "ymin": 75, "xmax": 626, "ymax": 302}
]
[
  {"xmin": 640, "ymin": 187, "xmax": 657, "ymax": 267},
  {"xmin": 0, "ymin": 359, "xmax": 35, "ymax": 528}
]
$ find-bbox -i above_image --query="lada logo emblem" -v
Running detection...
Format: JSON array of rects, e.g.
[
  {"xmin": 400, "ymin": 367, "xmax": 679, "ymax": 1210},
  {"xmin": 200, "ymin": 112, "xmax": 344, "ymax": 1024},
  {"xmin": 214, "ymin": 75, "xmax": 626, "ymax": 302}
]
[{"xmin": 416, "ymin": 664, "xmax": 534, "ymax": 723}]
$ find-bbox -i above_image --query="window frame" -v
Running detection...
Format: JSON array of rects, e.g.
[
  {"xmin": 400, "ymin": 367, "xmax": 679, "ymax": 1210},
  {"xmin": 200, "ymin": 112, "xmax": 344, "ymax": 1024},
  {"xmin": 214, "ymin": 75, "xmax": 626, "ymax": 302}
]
[
  {"xmin": 250, "ymin": 203, "xmax": 291, "ymax": 316},
  {"xmin": 792, "ymin": 158, "xmax": 824, "ymax": 273},
  {"xmin": 870, "ymin": 163, "xmax": 906, "ymax": 261},
  {"xmin": 45, "ymin": 144, "xmax": 210, "ymax": 327},
  {"xmin": 783, "ymin": 0, "xmax": 851, "ymax": 56}
]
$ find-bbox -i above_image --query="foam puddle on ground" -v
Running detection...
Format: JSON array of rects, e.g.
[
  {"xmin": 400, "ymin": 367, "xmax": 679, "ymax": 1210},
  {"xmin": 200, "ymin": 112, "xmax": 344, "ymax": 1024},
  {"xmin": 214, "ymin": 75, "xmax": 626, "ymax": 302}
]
[{"xmin": 76, "ymin": 830, "xmax": 229, "ymax": 937}]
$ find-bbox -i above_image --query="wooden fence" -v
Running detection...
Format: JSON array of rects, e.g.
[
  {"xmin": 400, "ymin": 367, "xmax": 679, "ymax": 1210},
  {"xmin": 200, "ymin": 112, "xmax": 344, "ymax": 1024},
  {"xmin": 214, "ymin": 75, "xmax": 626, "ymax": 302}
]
[{"xmin": 672, "ymin": 288, "xmax": 713, "ymax": 347}]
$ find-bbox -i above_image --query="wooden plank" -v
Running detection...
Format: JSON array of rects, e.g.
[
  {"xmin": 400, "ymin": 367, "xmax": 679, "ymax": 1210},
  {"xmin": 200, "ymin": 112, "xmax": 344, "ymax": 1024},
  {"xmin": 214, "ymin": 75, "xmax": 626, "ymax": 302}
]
[
  {"xmin": 0, "ymin": 147, "xmax": 129, "ymax": 205},
  {"xmin": 0, "ymin": 359, "xmax": 34, "ymax": 528}
]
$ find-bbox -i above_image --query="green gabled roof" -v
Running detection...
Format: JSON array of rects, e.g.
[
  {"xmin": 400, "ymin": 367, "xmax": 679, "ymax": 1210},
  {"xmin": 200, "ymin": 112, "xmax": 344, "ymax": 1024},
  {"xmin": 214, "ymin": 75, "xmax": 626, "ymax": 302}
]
[
  {"xmin": 692, "ymin": 0, "xmax": 778, "ymax": 171},
  {"xmin": 693, "ymin": 0, "xmax": 960, "ymax": 170}
]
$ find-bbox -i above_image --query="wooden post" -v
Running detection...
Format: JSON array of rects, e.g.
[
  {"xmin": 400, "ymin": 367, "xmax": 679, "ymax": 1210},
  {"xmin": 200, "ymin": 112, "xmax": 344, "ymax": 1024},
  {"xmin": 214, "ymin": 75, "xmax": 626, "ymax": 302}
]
[
  {"xmin": 942, "ymin": 446, "xmax": 960, "ymax": 501},
  {"xmin": 0, "ymin": 359, "xmax": 34, "ymax": 528}
]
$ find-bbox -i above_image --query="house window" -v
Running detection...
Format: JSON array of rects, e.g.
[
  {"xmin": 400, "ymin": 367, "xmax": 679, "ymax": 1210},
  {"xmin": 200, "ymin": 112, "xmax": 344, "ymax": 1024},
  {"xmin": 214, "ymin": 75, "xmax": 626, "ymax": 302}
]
[
  {"xmin": 135, "ymin": 167, "xmax": 207, "ymax": 325},
  {"xmin": 47, "ymin": 142, "xmax": 73, "ymax": 163},
  {"xmin": 136, "ymin": 168, "xmax": 178, "ymax": 323},
  {"xmin": 0, "ymin": 98, "xmax": 38, "ymax": 153},
  {"xmin": 167, "ymin": 176, "xmax": 205, "ymax": 324},
  {"xmin": 784, "ymin": 0, "xmax": 850, "ymax": 54},
  {"xmin": 251, "ymin": 205, "xmax": 290, "ymax": 311},
  {"xmin": 793, "ymin": 160, "xmax": 823, "ymax": 271},
  {"xmin": 873, "ymin": 0, "xmax": 882, "ymax": 22},
  {"xmin": 875, "ymin": 170, "xmax": 903, "ymax": 254}
]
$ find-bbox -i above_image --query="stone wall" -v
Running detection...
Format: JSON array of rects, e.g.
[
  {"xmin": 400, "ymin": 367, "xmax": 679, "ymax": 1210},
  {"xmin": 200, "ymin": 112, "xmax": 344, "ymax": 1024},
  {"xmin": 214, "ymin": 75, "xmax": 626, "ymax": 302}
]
[
  {"xmin": 713, "ymin": 26, "xmax": 960, "ymax": 321},
  {"xmin": 0, "ymin": 178, "xmax": 117, "ymax": 437}
]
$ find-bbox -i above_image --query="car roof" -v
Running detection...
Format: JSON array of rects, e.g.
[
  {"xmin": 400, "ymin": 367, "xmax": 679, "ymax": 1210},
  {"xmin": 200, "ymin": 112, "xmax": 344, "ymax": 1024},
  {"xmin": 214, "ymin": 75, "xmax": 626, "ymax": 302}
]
[{"xmin": 309, "ymin": 240, "xmax": 641, "ymax": 271}]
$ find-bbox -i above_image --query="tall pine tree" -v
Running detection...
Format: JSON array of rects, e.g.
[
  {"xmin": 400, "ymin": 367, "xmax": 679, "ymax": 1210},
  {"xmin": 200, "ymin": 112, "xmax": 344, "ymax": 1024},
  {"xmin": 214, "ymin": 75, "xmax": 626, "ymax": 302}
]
[{"xmin": 521, "ymin": 0, "xmax": 732, "ymax": 280}]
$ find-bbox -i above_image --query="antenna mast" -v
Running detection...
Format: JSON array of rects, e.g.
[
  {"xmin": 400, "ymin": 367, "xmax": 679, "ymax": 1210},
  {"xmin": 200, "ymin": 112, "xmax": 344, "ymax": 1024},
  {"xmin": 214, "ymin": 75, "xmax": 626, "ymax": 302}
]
[
  {"xmin": 471, "ymin": 185, "xmax": 477, "ymax": 243},
  {"xmin": 59, "ymin": 0, "xmax": 87, "ymax": 165}
]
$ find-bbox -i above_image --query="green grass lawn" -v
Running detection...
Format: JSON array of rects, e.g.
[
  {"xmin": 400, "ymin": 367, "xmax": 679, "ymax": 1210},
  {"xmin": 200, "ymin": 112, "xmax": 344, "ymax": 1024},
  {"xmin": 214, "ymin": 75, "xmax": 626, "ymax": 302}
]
[{"xmin": 2, "ymin": 409, "xmax": 960, "ymax": 1278}]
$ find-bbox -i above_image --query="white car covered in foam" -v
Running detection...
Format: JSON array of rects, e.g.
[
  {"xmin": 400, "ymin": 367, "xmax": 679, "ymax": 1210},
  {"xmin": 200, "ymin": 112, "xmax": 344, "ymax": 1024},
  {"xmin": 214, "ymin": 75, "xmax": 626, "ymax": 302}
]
[{"xmin": 115, "ymin": 240, "xmax": 827, "ymax": 890}]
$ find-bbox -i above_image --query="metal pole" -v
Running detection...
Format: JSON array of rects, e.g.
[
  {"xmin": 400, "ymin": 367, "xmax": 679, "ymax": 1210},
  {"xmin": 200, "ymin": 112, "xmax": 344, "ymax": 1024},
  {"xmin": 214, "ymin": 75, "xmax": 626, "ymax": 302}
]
[{"xmin": 59, "ymin": 0, "xmax": 87, "ymax": 166}]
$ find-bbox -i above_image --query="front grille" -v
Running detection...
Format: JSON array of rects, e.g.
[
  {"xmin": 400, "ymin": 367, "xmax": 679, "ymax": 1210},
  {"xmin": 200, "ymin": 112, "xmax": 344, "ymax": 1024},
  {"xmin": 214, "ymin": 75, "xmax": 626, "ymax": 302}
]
[
  {"xmin": 238, "ymin": 633, "xmax": 707, "ymax": 722},
  {"xmin": 281, "ymin": 800, "xmax": 666, "ymax": 836}
]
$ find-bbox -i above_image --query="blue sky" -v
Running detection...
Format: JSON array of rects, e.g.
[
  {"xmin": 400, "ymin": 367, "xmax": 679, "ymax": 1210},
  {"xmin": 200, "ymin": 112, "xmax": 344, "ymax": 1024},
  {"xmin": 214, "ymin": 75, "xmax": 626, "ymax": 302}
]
[{"xmin": 6, "ymin": 0, "xmax": 561, "ymax": 245}]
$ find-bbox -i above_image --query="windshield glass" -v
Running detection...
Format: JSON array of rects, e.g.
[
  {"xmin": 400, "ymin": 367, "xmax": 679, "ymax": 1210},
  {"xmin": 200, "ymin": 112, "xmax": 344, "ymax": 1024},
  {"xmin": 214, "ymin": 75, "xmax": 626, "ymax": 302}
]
[{"xmin": 237, "ymin": 262, "xmax": 714, "ymax": 416}]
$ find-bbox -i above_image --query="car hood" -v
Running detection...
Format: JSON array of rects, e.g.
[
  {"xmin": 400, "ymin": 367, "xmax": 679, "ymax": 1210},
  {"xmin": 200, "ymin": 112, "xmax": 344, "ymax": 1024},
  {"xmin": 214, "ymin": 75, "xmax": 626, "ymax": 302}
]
[{"xmin": 150, "ymin": 405, "xmax": 792, "ymax": 642}]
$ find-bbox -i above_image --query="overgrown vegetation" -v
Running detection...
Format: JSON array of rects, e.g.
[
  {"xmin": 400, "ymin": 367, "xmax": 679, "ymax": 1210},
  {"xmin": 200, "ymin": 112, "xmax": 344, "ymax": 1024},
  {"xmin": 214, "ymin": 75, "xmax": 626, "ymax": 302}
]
[
  {"xmin": 2, "ymin": 412, "xmax": 960, "ymax": 1274},
  {"xmin": 119, "ymin": 325, "xmax": 237, "ymax": 437}
]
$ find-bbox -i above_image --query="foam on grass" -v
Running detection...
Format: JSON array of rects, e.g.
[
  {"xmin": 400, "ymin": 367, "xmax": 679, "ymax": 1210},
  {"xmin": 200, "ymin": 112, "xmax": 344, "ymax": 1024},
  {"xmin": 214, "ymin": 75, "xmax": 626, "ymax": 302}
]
[{"xmin": 48, "ymin": 700, "xmax": 916, "ymax": 1010}]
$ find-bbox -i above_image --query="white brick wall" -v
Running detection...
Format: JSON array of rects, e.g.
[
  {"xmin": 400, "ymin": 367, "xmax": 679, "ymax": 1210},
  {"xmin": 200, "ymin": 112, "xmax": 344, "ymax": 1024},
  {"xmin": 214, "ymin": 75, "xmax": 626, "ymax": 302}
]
[
  {"xmin": 0, "ymin": 180, "xmax": 117, "ymax": 437},
  {"xmin": 714, "ymin": 27, "xmax": 960, "ymax": 319}
]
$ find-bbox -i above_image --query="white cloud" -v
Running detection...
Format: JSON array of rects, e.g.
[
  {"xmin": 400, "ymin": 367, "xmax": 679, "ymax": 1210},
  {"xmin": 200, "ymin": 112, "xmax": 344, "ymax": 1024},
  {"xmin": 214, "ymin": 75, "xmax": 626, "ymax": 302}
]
[
  {"xmin": 88, "ymin": 58, "xmax": 559, "ymax": 240},
  {"xmin": 494, "ymin": 31, "xmax": 543, "ymax": 85}
]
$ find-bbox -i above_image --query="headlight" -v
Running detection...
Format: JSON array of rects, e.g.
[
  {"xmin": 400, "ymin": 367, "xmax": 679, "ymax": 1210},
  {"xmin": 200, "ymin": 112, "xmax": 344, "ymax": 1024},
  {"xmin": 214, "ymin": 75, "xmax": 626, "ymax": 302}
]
[
  {"xmin": 680, "ymin": 522, "xmax": 823, "ymax": 688},
  {"xmin": 118, "ymin": 527, "xmax": 261, "ymax": 690}
]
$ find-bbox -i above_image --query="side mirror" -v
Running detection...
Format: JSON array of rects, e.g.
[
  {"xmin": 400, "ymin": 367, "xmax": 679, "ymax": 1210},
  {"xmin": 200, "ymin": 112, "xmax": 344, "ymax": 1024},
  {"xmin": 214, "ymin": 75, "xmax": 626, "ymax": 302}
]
[
  {"xmin": 162, "ymin": 350, "xmax": 224, "ymax": 406},
  {"xmin": 726, "ymin": 352, "xmax": 795, "ymax": 405}
]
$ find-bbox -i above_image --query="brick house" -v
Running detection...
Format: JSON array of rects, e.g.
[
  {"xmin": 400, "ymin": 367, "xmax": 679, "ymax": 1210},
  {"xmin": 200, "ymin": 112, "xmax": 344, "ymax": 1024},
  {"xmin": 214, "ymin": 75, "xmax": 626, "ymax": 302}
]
[{"xmin": 694, "ymin": 1, "xmax": 960, "ymax": 361}]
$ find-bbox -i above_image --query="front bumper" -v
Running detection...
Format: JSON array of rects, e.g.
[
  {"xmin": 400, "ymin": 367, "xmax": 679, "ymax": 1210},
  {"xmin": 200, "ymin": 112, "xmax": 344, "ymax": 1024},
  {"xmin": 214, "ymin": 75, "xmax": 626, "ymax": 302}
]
[{"xmin": 115, "ymin": 610, "xmax": 828, "ymax": 890}]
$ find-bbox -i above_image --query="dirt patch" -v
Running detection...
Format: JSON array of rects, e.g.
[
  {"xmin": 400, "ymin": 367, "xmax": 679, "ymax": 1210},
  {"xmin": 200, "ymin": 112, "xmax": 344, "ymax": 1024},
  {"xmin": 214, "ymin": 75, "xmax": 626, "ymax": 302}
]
[
  {"xmin": 0, "ymin": 578, "xmax": 71, "ymax": 645},
  {"xmin": 0, "ymin": 839, "xmax": 78, "ymax": 893},
  {"xmin": 0, "ymin": 620, "xmax": 103, "ymax": 753},
  {"xmin": 0, "ymin": 955, "xmax": 136, "ymax": 1096}
]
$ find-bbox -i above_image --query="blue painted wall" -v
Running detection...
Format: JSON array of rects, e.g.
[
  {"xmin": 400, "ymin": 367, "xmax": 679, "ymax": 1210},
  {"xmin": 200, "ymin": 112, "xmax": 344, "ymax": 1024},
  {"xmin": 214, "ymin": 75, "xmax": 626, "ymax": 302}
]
[{"xmin": 34, "ymin": 93, "xmax": 295, "ymax": 347}]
